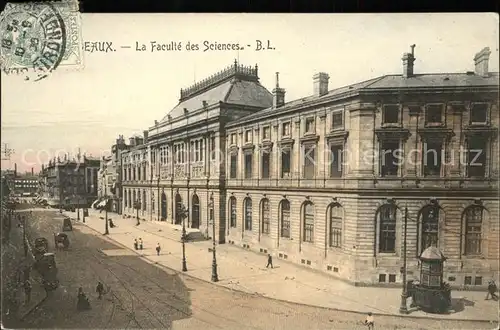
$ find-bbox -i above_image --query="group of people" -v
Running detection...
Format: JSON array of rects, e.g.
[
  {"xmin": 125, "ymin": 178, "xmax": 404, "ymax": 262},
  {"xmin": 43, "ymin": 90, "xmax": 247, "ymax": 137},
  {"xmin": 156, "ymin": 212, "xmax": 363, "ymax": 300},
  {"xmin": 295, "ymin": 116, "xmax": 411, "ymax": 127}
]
[{"xmin": 133, "ymin": 238, "xmax": 162, "ymax": 256}]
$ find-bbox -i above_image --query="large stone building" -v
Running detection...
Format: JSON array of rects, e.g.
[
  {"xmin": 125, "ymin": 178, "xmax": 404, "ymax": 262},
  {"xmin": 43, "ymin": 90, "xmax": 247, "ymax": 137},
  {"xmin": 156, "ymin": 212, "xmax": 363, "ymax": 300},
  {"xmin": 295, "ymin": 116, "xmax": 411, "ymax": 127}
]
[
  {"xmin": 39, "ymin": 155, "xmax": 101, "ymax": 208},
  {"xmin": 123, "ymin": 48, "xmax": 499, "ymax": 287},
  {"xmin": 122, "ymin": 62, "xmax": 272, "ymax": 234}
]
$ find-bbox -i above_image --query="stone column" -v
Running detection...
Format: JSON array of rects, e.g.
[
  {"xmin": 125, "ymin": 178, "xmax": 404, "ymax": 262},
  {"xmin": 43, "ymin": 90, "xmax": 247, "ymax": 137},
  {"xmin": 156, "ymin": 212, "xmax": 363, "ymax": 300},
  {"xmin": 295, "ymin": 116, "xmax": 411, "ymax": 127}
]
[{"xmin": 347, "ymin": 104, "xmax": 376, "ymax": 186}]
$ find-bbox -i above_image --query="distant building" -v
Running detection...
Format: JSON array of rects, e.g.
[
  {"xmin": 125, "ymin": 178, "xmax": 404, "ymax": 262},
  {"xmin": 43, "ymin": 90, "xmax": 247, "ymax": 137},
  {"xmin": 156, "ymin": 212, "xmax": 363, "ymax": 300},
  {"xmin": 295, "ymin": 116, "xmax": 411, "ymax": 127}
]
[
  {"xmin": 13, "ymin": 174, "xmax": 38, "ymax": 196},
  {"xmin": 39, "ymin": 154, "xmax": 101, "ymax": 208},
  {"xmin": 98, "ymin": 135, "xmax": 130, "ymax": 213}
]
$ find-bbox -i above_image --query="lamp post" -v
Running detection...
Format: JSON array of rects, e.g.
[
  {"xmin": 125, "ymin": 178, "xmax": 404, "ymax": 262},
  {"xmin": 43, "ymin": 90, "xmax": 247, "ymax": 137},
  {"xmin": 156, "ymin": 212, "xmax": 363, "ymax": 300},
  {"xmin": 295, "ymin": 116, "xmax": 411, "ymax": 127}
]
[
  {"xmin": 209, "ymin": 195, "xmax": 219, "ymax": 282},
  {"xmin": 399, "ymin": 205, "xmax": 409, "ymax": 314},
  {"xmin": 180, "ymin": 203, "xmax": 188, "ymax": 272}
]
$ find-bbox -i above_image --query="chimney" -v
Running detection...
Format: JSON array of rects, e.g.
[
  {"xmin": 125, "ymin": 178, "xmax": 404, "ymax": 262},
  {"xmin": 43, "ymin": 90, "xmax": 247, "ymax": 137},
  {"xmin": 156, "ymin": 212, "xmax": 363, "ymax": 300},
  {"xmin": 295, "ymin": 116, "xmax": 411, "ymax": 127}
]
[
  {"xmin": 474, "ymin": 47, "xmax": 491, "ymax": 77},
  {"xmin": 313, "ymin": 72, "xmax": 329, "ymax": 97},
  {"xmin": 14, "ymin": 163, "xmax": 17, "ymax": 177},
  {"xmin": 272, "ymin": 72, "xmax": 286, "ymax": 108},
  {"xmin": 143, "ymin": 130, "xmax": 149, "ymax": 143},
  {"xmin": 31, "ymin": 167, "xmax": 34, "ymax": 176},
  {"xmin": 129, "ymin": 137, "xmax": 136, "ymax": 146},
  {"xmin": 402, "ymin": 44, "xmax": 416, "ymax": 78}
]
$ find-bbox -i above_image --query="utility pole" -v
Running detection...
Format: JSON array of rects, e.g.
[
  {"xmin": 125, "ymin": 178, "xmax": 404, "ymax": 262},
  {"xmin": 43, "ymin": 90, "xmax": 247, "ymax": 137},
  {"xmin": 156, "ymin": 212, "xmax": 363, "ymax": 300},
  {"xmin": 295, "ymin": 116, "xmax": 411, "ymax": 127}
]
[
  {"xmin": 399, "ymin": 205, "xmax": 409, "ymax": 314},
  {"xmin": 104, "ymin": 173, "xmax": 109, "ymax": 235}
]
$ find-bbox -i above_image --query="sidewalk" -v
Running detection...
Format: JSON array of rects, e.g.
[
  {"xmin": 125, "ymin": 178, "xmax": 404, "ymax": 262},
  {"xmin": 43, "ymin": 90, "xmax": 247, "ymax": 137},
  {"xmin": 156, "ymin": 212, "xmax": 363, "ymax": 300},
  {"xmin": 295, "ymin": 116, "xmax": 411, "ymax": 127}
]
[{"xmin": 66, "ymin": 209, "xmax": 499, "ymax": 322}]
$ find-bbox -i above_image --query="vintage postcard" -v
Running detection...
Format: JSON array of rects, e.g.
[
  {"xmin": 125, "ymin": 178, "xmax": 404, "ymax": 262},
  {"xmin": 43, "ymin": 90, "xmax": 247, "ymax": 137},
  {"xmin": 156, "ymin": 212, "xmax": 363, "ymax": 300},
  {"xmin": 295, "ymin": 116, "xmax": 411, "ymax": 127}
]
[{"xmin": 1, "ymin": 9, "xmax": 499, "ymax": 330}]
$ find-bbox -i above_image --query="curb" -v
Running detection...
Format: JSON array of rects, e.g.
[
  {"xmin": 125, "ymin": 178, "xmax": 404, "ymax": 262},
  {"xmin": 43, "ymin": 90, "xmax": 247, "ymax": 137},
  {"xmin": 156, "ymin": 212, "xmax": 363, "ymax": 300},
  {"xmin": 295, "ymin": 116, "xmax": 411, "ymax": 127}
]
[
  {"xmin": 74, "ymin": 218, "xmax": 498, "ymax": 324},
  {"xmin": 19, "ymin": 294, "xmax": 48, "ymax": 321}
]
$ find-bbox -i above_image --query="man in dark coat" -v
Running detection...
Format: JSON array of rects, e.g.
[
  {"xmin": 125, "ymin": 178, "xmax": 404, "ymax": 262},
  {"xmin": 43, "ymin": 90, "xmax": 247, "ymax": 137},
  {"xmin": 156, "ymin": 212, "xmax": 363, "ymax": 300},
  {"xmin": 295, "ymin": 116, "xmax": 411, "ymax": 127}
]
[
  {"xmin": 486, "ymin": 280, "xmax": 498, "ymax": 300},
  {"xmin": 96, "ymin": 282, "xmax": 104, "ymax": 300},
  {"xmin": 266, "ymin": 254, "xmax": 273, "ymax": 269}
]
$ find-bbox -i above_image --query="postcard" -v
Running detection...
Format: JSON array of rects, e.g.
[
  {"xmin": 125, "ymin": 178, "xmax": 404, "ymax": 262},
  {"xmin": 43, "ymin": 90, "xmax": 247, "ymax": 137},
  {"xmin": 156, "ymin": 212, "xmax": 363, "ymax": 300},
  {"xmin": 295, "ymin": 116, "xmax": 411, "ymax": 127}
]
[{"xmin": 1, "ymin": 6, "xmax": 499, "ymax": 329}]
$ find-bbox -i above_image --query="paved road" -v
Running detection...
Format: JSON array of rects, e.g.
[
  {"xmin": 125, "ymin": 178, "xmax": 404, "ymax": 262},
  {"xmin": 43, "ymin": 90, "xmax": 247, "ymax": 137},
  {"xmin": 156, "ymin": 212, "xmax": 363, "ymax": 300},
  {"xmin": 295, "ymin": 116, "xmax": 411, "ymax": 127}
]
[{"xmin": 8, "ymin": 207, "xmax": 497, "ymax": 329}]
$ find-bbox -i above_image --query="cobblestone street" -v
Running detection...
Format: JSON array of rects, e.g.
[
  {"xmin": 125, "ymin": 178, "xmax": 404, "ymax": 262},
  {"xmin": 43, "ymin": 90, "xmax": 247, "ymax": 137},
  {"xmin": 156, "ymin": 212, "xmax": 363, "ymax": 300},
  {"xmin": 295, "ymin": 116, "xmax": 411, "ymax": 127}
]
[{"xmin": 4, "ymin": 207, "xmax": 492, "ymax": 329}]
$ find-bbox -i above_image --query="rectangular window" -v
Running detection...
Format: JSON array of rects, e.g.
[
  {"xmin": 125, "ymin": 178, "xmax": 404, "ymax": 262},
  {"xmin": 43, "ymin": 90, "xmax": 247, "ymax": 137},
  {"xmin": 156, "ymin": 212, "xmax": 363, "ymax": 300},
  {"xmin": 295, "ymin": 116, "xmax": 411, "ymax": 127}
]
[
  {"xmin": 305, "ymin": 118, "xmax": 315, "ymax": 133},
  {"xmin": 470, "ymin": 103, "xmax": 488, "ymax": 124},
  {"xmin": 200, "ymin": 140, "xmax": 204, "ymax": 161},
  {"xmin": 262, "ymin": 201, "xmax": 270, "ymax": 235},
  {"xmin": 331, "ymin": 112, "xmax": 343, "ymax": 130},
  {"xmin": 281, "ymin": 149, "xmax": 291, "ymax": 178},
  {"xmin": 194, "ymin": 141, "xmax": 199, "ymax": 161},
  {"xmin": 244, "ymin": 153, "xmax": 253, "ymax": 179},
  {"xmin": 379, "ymin": 206, "xmax": 396, "ymax": 253},
  {"xmin": 303, "ymin": 145, "xmax": 316, "ymax": 179},
  {"xmin": 423, "ymin": 141, "xmax": 442, "ymax": 177},
  {"xmin": 380, "ymin": 141, "xmax": 400, "ymax": 177},
  {"xmin": 330, "ymin": 145, "xmax": 343, "ymax": 178},
  {"xmin": 467, "ymin": 137, "xmax": 487, "ymax": 178},
  {"xmin": 426, "ymin": 104, "xmax": 444, "ymax": 124},
  {"xmin": 231, "ymin": 134, "xmax": 236, "ymax": 145},
  {"xmin": 383, "ymin": 105, "xmax": 399, "ymax": 124},
  {"xmin": 474, "ymin": 276, "xmax": 483, "ymax": 286},
  {"xmin": 245, "ymin": 130, "xmax": 252, "ymax": 143},
  {"xmin": 282, "ymin": 122, "xmax": 290, "ymax": 137},
  {"xmin": 261, "ymin": 151, "xmax": 270, "ymax": 179},
  {"xmin": 230, "ymin": 154, "xmax": 237, "ymax": 179},
  {"xmin": 464, "ymin": 276, "xmax": 472, "ymax": 285},
  {"xmin": 263, "ymin": 127, "xmax": 271, "ymax": 140},
  {"xmin": 211, "ymin": 137, "xmax": 216, "ymax": 160}
]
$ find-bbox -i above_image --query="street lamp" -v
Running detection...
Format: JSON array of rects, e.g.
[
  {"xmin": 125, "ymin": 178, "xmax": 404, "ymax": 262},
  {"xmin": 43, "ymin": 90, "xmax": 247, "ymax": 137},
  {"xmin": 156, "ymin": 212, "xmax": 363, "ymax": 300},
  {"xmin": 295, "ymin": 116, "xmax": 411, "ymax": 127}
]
[
  {"xmin": 134, "ymin": 200, "xmax": 141, "ymax": 226},
  {"xmin": 180, "ymin": 203, "xmax": 188, "ymax": 272},
  {"xmin": 209, "ymin": 194, "xmax": 219, "ymax": 282},
  {"xmin": 104, "ymin": 197, "xmax": 109, "ymax": 235},
  {"xmin": 399, "ymin": 205, "xmax": 409, "ymax": 314}
]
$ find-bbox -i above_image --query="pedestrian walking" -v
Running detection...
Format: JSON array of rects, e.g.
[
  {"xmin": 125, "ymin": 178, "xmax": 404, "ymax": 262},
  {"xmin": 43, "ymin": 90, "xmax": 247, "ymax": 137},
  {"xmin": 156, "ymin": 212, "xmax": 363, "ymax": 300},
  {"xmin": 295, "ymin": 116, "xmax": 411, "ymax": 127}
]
[
  {"xmin": 364, "ymin": 312, "xmax": 374, "ymax": 330},
  {"xmin": 24, "ymin": 279, "xmax": 32, "ymax": 304},
  {"xmin": 133, "ymin": 239, "xmax": 138, "ymax": 250},
  {"xmin": 266, "ymin": 254, "xmax": 273, "ymax": 269},
  {"xmin": 139, "ymin": 238, "xmax": 143, "ymax": 250},
  {"xmin": 486, "ymin": 280, "xmax": 498, "ymax": 301},
  {"xmin": 156, "ymin": 243, "xmax": 161, "ymax": 256},
  {"xmin": 96, "ymin": 281, "xmax": 104, "ymax": 300}
]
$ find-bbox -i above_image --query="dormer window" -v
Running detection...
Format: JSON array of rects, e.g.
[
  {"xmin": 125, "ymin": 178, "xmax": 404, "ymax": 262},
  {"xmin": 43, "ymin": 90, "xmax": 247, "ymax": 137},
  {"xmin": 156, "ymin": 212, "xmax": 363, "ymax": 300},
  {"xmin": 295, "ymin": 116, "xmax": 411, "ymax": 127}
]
[
  {"xmin": 331, "ymin": 111, "xmax": 343, "ymax": 130},
  {"xmin": 282, "ymin": 122, "xmax": 291, "ymax": 137},
  {"xmin": 425, "ymin": 104, "xmax": 444, "ymax": 125},
  {"xmin": 305, "ymin": 117, "xmax": 315, "ymax": 134},
  {"xmin": 382, "ymin": 105, "xmax": 399, "ymax": 125},
  {"xmin": 245, "ymin": 130, "xmax": 252, "ymax": 143},
  {"xmin": 263, "ymin": 126, "xmax": 271, "ymax": 140},
  {"xmin": 470, "ymin": 103, "xmax": 488, "ymax": 124}
]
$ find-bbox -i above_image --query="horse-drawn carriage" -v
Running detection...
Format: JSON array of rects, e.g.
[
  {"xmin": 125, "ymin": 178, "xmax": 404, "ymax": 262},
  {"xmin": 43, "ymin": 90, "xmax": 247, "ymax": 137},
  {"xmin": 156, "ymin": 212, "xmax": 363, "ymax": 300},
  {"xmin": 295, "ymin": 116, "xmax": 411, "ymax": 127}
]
[
  {"xmin": 54, "ymin": 232, "xmax": 70, "ymax": 249},
  {"xmin": 34, "ymin": 252, "xmax": 59, "ymax": 291},
  {"xmin": 33, "ymin": 237, "xmax": 49, "ymax": 260}
]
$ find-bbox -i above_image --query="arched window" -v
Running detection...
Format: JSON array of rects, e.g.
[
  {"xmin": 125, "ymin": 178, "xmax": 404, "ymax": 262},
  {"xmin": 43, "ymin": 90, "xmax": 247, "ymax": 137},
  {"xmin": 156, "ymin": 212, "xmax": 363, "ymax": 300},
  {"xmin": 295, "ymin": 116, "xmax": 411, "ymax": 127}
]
[
  {"xmin": 329, "ymin": 204, "xmax": 343, "ymax": 248},
  {"xmin": 244, "ymin": 198, "xmax": 252, "ymax": 231},
  {"xmin": 464, "ymin": 206, "xmax": 483, "ymax": 255},
  {"xmin": 124, "ymin": 189, "xmax": 128, "ymax": 207},
  {"xmin": 261, "ymin": 199, "xmax": 270, "ymax": 235},
  {"xmin": 420, "ymin": 205, "xmax": 439, "ymax": 251},
  {"xmin": 302, "ymin": 202, "xmax": 315, "ymax": 243},
  {"xmin": 128, "ymin": 190, "xmax": 131, "ymax": 208},
  {"xmin": 229, "ymin": 197, "xmax": 237, "ymax": 228},
  {"xmin": 132, "ymin": 190, "xmax": 136, "ymax": 205},
  {"xmin": 160, "ymin": 192, "xmax": 167, "ymax": 220},
  {"xmin": 378, "ymin": 204, "xmax": 397, "ymax": 253},
  {"xmin": 280, "ymin": 200, "xmax": 290, "ymax": 238},
  {"xmin": 142, "ymin": 190, "xmax": 147, "ymax": 210}
]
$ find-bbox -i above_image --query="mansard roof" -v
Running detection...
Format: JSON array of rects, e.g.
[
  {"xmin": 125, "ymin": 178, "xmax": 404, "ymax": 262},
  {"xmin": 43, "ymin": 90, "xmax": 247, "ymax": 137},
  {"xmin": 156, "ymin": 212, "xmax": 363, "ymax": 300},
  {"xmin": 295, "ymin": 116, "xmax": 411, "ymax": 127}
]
[
  {"xmin": 227, "ymin": 71, "xmax": 499, "ymax": 127},
  {"xmin": 159, "ymin": 61, "xmax": 273, "ymax": 123}
]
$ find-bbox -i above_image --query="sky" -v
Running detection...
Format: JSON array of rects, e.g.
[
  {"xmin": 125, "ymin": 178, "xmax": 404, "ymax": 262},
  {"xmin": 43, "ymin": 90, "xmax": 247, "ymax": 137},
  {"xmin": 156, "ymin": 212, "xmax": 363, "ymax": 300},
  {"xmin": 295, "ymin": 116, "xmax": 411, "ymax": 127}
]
[{"xmin": 1, "ymin": 13, "xmax": 499, "ymax": 173}]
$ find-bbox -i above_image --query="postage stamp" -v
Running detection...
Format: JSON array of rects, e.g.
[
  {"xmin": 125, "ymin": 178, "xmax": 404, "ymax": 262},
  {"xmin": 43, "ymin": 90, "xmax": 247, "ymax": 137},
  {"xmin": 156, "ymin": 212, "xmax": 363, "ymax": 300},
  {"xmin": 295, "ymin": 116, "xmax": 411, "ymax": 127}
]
[{"xmin": 0, "ymin": 0, "xmax": 83, "ymax": 81}]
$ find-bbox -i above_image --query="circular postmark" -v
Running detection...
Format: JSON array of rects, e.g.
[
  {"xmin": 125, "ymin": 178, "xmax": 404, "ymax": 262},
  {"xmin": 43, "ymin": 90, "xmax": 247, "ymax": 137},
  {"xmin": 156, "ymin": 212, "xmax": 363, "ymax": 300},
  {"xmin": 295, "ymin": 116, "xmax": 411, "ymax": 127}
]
[{"xmin": 0, "ymin": 3, "xmax": 67, "ymax": 81}]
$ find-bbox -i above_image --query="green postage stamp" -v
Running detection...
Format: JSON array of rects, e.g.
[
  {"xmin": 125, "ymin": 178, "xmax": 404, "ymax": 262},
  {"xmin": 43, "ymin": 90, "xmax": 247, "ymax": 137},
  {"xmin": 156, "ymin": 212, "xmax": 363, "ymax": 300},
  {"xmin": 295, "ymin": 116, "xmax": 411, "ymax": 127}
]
[{"xmin": 0, "ymin": 0, "xmax": 83, "ymax": 81}]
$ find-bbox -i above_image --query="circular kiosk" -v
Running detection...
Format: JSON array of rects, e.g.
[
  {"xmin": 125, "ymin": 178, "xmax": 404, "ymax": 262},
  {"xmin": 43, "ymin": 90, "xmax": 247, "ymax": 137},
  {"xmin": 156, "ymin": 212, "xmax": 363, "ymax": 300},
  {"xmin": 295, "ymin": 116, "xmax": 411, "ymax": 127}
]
[{"xmin": 411, "ymin": 246, "xmax": 451, "ymax": 313}]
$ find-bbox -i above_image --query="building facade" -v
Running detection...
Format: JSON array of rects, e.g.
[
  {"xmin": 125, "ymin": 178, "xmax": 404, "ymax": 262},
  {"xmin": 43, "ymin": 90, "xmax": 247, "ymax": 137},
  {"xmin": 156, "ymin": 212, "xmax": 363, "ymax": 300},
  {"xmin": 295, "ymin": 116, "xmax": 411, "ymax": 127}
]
[
  {"xmin": 122, "ymin": 48, "xmax": 499, "ymax": 287},
  {"xmin": 98, "ymin": 136, "xmax": 132, "ymax": 213},
  {"xmin": 122, "ymin": 62, "xmax": 273, "ymax": 240},
  {"xmin": 39, "ymin": 155, "xmax": 101, "ymax": 208},
  {"xmin": 13, "ymin": 174, "xmax": 38, "ymax": 197}
]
